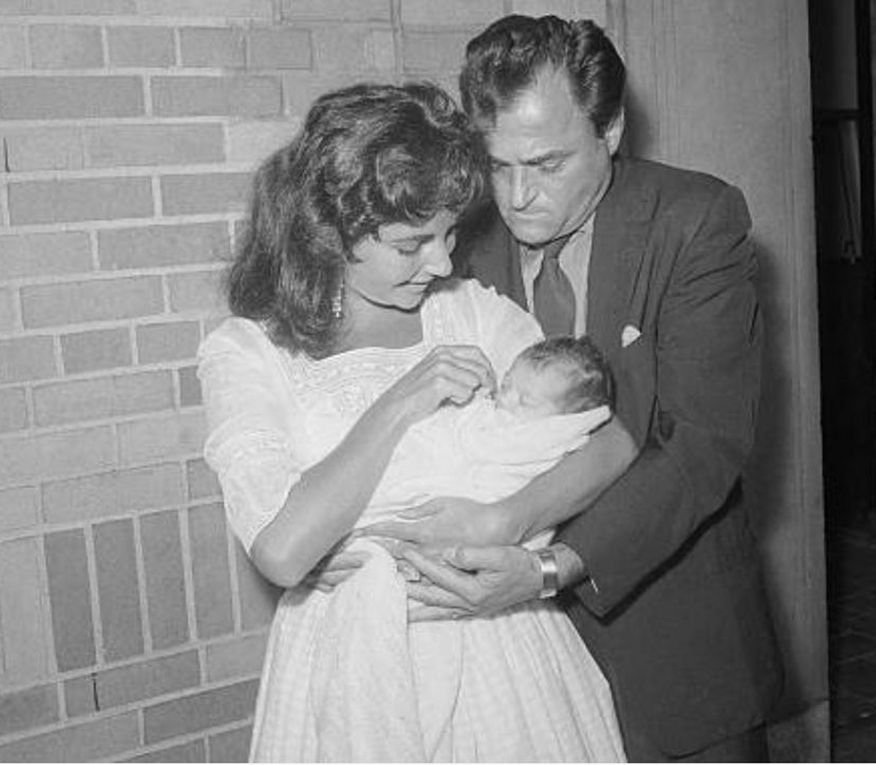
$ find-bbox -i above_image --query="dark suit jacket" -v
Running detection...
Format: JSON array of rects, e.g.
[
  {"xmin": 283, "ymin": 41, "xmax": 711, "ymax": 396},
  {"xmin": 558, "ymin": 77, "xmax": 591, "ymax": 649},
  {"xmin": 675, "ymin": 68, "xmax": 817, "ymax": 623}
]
[{"xmin": 457, "ymin": 156, "xmax": 782, "ymax": 758}]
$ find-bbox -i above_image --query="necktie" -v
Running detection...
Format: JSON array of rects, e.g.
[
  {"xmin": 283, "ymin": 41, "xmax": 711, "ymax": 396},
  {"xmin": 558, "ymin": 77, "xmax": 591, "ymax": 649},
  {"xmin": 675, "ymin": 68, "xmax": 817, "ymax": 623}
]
[{"xmin": 532, "ymin": 234, "xmax": 575, "ymax": 337}]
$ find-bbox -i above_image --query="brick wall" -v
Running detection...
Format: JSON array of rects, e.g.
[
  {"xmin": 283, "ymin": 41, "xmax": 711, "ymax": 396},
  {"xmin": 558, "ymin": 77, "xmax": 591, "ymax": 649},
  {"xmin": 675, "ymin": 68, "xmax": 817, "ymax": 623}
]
[{"xmin": 0, "ymin": 0, "xmax": 610, "ymax": 761}]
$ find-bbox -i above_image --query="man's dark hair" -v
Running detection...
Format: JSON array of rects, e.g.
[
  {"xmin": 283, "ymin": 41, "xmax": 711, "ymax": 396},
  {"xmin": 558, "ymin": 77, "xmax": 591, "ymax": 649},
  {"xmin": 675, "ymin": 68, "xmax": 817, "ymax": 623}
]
[
  {"xmin": 518, "ymin": 335, "xmax": 614, "ymax": 412},
  {"xmin": 459, "ymin": 14, "xmax": 625, "ymax": 137},
  {"xmin": 227, "ymin": 82, "xmax": 487, "ymax": 357}
]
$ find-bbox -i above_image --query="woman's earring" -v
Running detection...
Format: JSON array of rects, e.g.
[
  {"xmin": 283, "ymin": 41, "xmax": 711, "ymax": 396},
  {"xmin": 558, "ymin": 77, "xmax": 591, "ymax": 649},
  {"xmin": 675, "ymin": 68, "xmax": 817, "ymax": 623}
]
[{"xmin": 331, "ymin": 282, "xmax": 344, "ymax": 320}]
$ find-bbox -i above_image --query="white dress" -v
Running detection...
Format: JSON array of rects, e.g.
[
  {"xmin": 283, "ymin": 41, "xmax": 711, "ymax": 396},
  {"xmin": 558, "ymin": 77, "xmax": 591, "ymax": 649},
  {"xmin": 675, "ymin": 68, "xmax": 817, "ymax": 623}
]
[{"xmin": 198, "ymin": 279, "xmax": 626, "ymax": 763}]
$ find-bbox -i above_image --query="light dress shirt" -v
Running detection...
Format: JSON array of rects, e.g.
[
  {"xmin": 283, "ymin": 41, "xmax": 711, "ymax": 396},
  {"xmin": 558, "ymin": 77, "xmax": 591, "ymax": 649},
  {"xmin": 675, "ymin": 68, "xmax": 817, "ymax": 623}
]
[{"xmin": 518, "ymin": 215, "xmax": 594, "ymax": 337}]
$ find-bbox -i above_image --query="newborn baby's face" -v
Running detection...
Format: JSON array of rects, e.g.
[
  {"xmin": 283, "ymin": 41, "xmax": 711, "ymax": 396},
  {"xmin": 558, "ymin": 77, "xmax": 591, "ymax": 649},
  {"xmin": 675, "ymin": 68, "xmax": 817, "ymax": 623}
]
[{"xmin": 495, "ymin": 359, "xmax": 568, "ymax": 421}]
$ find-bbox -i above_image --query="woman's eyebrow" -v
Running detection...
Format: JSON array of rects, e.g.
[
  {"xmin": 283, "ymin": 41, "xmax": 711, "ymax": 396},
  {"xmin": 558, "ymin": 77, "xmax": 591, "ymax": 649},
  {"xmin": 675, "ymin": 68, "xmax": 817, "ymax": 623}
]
[{"xmin": 384, "ymin": 232, "xmax": 434, "ymax": 246}]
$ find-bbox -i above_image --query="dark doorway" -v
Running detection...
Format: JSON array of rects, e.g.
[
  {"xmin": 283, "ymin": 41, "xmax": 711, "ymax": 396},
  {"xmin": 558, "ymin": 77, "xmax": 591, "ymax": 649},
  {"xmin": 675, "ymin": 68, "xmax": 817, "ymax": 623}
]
[{"xmin": 810, "ymin": 0, "xmax": 876, "ymax": 759}]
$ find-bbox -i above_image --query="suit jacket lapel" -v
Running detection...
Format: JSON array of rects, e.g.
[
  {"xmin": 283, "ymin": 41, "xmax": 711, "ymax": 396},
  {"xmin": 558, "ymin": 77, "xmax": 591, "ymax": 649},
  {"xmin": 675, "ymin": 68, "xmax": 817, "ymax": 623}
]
[{"xmin": 588, "ymin": 158, "xmax": 658, "ymax": 348}]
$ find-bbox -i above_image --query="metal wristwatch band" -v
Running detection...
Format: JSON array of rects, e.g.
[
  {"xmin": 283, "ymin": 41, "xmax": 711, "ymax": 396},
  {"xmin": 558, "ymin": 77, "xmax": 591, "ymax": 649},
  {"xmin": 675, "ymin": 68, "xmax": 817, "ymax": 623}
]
[{"xmin": 536, "ymin": 547, "xmax": 560, "ymax": 599}]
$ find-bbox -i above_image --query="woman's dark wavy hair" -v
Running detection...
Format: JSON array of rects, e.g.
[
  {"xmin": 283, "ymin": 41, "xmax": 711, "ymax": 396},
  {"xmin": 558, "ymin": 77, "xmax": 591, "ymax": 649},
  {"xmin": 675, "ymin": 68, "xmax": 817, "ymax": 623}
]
[
  {"xmin": 459, "ymin": 15, "xmax": 625, "ymax": 137},
  {"xmin": 227, "ymin": 82, "xmax": 487, "ymax": 357}
]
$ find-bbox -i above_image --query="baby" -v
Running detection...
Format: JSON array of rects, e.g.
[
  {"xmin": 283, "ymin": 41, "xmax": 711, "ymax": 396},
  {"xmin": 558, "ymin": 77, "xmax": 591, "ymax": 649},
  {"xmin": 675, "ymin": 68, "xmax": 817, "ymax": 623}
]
[
  {"xmin": 371, "ymin": 334, "xmax": 614, "ymax": 523},
  {"xmin": 495, "ymin": 334, "xmax": 613, "ymax": 420}
]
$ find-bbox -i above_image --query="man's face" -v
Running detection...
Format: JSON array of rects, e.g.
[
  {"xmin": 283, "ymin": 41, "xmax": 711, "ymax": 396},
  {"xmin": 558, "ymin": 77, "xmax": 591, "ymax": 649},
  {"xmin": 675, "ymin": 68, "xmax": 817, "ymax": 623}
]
[{"xmin": 482, "ymin": 67, "xmax": 622, "ymax": 247}]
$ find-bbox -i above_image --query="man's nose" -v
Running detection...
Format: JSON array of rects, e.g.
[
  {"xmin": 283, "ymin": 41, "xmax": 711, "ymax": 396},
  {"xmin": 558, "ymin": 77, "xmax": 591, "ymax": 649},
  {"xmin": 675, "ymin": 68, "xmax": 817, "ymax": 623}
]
[{"xmin": 510, "ymin": 166, "xmax": 535, "ymax": 210}]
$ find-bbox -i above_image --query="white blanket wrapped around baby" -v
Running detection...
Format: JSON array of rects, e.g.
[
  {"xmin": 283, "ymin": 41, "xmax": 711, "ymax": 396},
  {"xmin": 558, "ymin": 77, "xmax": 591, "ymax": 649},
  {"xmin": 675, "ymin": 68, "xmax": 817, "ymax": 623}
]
[{"xmin": 250, "ymin": 400, "xmax": 615, "ymax": 761}]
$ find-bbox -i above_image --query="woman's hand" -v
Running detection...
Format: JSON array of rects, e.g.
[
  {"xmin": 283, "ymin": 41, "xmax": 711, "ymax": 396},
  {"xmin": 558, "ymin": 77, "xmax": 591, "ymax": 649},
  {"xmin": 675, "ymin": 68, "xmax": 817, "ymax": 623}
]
[
  {"xmin": 301, "ymin": 538, "xmax": 371, "ymax": 592},
  {"xmin": 359, "ymin": 497, "xmax": 520, "ymax": 548},
  {"xmin": 375, "ymin": 345, "xmax": 496, "ymax": 428}
]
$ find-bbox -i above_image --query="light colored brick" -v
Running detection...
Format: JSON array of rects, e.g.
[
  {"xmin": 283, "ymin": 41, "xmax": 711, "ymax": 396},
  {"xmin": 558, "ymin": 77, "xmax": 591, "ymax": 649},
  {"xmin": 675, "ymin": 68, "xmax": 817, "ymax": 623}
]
[
  {"xmin": 208, "ymin": 725, "xmax": 251, "ymax": 762},
  {"xmin": 0, "ymin": 25, "xmax": 26, "ymax": 68},
  {"xmin": 0, "ymin": 684, "xmax": 58, "ymax": 737},
  {"xmin": 117, "ymin": 409, "xmax": 206, "ymax": 465},
  {"xmin": 0, "ymin": 538, "xmax": 54, "ymax": 687},
  {"xmin": 247, "ymin": 28, "xmax": 311, "ymax": 69},
  {"xmin": 152, "ymin": 75, "xmax": 282, "ymax": 117},
  {"xmin": 282, "ymin": 70, "xmax": 357, "ymax": 114},
  {"xmin": 312, "ymin": 26, "xmax": 382, "ymax": 74},
  {"xmin": 99, "ymin": 222, "xmax": 229, "ymax": 271},
  {"xmin": 161, "ymin": 172, "xmax": 249, "ymax": 216},
  {"xmin": 401, "ymin": 0, "xmax": 504, "ymax": 25},
  {"xmin": 0, "ymin": 386, "xmax": 28, "ymax": 432},
  {"xmin": 0, "ymin": 0, "xmax": 136, "ymax": 13},
  {"xmin": 34, "ymin": 370, "xmax": 173, "ymax": 427},
  {"xmin": 135, "ymin": 0, "xmax": 272, "ymax": 18},
  {"xmin": 61, "ymin": 327, "xmax": 132, "ymax": 374},
  {"xmin": 0, "ymin": 76, "xmax": 143, "ymax": 120},
  {"xmin": 0, "ymin": 712, "xmax": 140, "ymax": 763},
  {"xmin": 43, "ymin": 463, "xmax": 185, "ymax": 524},
  {"xmin": 178, "ymin": 365, "xmax": 201, "ymax": 406},
  {"xmin": 367, "ymin": 28, "xmax": 396, "ymax": 72},
  {"xmin": 100, "ymin": 650, "xmax": 201, "ymax": 710},
  {"xmin": 0, "ymin": 425, "xmax": 115, "ymax": 484},
  {"xmin": 226, "ymin": 119, "xmax": 298, "ymax": 165},
  {"xmin": 0, "ymin": 486, "xmax": 40, "ymax": 535},
  {"xmin": 94, "ymin": 518, "xmax": 144, "ymax": 661},
  {"xmin": 107, "ymin": 26, "xmax": 175, "ymax": 67},
  {"xmin": 167, "ymin": 269, "xmax": 226, "ymax": 314},
  {"xmin": 0, "ymin": 336, "xmax": 57, "ymax": 384},
  {"xmin": 186, "ymin": 457, "xmax": 219, "ymax": 500},
  {"xmin": 136, "ymin": 320, "xmax": 201, "ymax": 362},
  {"xmin": 205, "ymin": 633, "xmax": 266, "ymax": 682},
  {"xmin": 180, "ymin": 27, "xmax": 245, "ymax": 68},
  {"xmin": 4, "ymin": 127, "xmax": 85, "ymax": 171},
  {"xmin": 143, "ymin": 679, "xmax": 258, "ymax": 744},
  {"xmin": 282, "ymin": 0, "xmax": 391, "ymax": 21},
  {"xmin": 509, "ymin": 0, "xmax": 607, "ymax": 26},
  {"xmin": 140, "ymin": 509, "xmax": 189, "ymax": 650},
  {"xmin": 29, "ymin": 24, "xmax": 104, "ymax": 69},
  {"xmin": 9, "ymin": 177, "xmax": 153, "ymax": 226},
  {"xmin": 86, "ymin": 124, "xmax": 225, "ymax": 167},
  {"xmin": 0, "ymin": 232, "xmax": 93, "ymax": 281},
  {"xmin": 44, "ymin": 528, "xmax": 96, "ymax": 671},
  {"xmin": 401, "ymin": 30, "xmax": 469, "ymax": 73},
  {"xmin": 126, "ymin": 738, "xmax": 206, "ymax": 763},
  {"xmin": 0, "ymin": 287, "xmax": 15, "ymax": 332},
  {"xmin": 22, "ymin": 276, "xmax": 163, "ymax": 329}
]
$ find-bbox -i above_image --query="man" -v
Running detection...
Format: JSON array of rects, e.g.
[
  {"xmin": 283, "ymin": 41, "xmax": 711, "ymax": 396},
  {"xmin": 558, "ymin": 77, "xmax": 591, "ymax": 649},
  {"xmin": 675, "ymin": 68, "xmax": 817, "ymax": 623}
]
[{"xmin": 371, "ymin": 15, "xmax": 783, "ymax": 762}]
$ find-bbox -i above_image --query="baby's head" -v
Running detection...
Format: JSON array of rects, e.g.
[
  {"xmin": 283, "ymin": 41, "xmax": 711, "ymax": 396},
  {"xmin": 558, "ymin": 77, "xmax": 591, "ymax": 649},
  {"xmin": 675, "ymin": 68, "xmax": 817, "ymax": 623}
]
[{"xmin": 496, "ymin": 336, "xmax": 613, "ymax": 421}]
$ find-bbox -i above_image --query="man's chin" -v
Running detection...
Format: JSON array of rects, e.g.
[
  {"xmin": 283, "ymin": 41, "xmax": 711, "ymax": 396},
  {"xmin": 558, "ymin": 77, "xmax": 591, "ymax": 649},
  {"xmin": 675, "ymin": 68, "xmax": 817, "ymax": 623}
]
[{"xmin": 504, "ymin": 218, "xmax": 560, "ymax": 248}]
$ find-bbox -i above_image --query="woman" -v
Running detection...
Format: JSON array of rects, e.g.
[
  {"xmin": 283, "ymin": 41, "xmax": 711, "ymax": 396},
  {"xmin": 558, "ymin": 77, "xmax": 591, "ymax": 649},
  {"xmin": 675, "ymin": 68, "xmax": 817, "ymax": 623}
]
[{"xmin": 198, "ymin": 82, "xmax": 631, "ymax": 762}]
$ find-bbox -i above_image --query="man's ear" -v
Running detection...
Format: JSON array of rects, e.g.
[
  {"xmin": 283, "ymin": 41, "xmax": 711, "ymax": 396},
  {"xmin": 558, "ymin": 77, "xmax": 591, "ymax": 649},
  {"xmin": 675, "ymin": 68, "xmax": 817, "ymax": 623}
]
[{"xmin": 605, "ymin": 109, "xmax": 625, "ymax": 155}]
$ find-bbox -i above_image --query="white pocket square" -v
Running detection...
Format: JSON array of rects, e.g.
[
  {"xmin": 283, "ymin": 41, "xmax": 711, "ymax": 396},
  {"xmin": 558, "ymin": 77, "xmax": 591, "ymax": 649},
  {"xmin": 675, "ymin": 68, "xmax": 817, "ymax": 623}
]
[{"xmin": 621, "ymin": 324, "xmax": 641, "ymax": 348}]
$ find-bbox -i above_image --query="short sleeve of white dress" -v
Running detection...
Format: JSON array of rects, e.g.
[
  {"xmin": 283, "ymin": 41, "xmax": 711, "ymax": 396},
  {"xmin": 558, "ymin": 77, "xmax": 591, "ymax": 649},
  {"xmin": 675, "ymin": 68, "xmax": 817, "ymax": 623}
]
[
  {"xmin": 197, "ymin": 318, "xmax": 306, "ymax": 555},
  {"xmin": 443, "ymin": 279, "xmax": 544, "ymax": 378}
]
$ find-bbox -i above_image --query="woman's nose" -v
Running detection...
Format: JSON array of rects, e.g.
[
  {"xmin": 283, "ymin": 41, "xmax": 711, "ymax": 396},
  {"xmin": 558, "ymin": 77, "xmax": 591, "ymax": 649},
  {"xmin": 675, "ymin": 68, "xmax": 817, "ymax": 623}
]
[{"xmin": 423, "ymin": 240, "xmax": 453, "ymax": 277}]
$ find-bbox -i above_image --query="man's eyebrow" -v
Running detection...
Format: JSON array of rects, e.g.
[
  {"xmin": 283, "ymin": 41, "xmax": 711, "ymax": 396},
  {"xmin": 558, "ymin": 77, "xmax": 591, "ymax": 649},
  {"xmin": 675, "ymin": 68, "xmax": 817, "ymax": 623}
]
[{"xmin": 489, "ymin": 151, "xmax": 570, "ymax": 167}]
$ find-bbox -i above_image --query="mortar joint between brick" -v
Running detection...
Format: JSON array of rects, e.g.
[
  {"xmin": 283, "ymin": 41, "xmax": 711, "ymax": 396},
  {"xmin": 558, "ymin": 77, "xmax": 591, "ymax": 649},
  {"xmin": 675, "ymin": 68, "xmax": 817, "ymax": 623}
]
[
  {"xmin": 82, "ymin": 522, "xmax": 105, "ymax": 670},
  {"xmin": 131, "ymin": 516, "xmax": 153, "ymax": 657},
  {"xmin": 99, "ymin": 25, "xmax": 109, "ymax": 69}
]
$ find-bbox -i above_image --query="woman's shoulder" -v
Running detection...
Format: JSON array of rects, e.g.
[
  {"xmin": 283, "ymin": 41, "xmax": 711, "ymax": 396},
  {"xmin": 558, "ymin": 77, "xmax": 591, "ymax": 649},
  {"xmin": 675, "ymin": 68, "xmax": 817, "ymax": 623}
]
[
  {"xmin": 199, "ymin": 315, "xmax": 279, "ymax": 361},
  {"xmin": 427, "ymin": 277, "xmax": 516, "ymax": 313}
]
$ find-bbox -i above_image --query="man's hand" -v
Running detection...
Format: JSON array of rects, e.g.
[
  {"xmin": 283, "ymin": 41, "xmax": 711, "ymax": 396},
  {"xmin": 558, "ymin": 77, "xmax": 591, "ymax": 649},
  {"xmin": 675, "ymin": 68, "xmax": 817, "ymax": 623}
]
[
  {"xmin": 359, "ymin": 497, "xmax": 520, "ymax": 548},
  {"xmin": 401, "ymin": 544, "xmax": 541, "ymax": 622}
]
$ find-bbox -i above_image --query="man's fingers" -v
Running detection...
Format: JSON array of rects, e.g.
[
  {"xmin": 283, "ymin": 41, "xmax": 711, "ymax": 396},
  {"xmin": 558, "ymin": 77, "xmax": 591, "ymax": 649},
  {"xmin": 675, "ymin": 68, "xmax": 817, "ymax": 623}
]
[
  {"xmin": 403, "ymin": 549, "xmax": 479, "ymax": 602},
  {"xmin": 443, "ymin": 545, "xmax": 510, "ymax": 572},
  {"xmin": 408, "ymin": 603, "xmax": 470, "ymax": 622},
  {"xmin": 406, "ymin": 580, "xmax": 470, "ymax": 609}
]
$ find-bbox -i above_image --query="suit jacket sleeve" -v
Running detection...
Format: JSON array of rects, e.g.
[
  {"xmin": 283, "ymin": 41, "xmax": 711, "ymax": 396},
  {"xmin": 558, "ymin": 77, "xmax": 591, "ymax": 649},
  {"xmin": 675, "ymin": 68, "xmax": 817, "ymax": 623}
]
[{"xmin": 556, "ymin": 184, "xmax": 763, "ymax": 615}]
